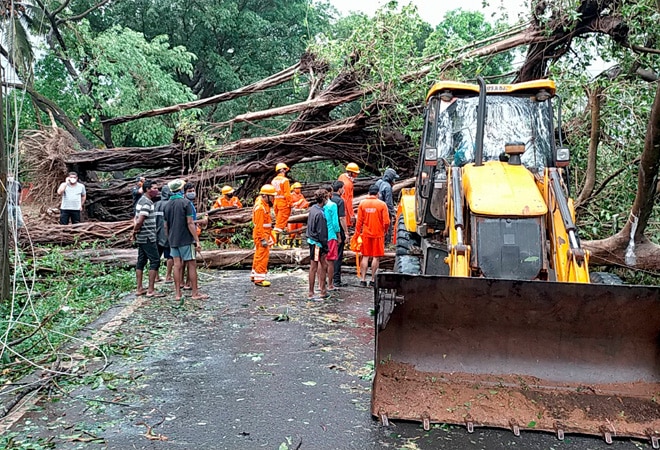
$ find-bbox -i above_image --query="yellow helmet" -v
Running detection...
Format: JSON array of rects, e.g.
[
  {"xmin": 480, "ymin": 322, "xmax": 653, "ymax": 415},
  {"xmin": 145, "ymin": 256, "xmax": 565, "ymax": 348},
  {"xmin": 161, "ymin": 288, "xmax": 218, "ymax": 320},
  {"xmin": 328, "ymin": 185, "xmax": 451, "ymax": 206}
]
[
  {"xmin": 221, "ymin": 185, "xmax": 235, "ymax": 195},
  {"xmin": 259, "ymin": 184, "xmax": 276, "ymax": 196},
  {"xmin": 346, "ymin": 162, "xmax": 360, "ymax": 174},
  {"xmin": 291, "ymin": 182, "xmax": 302, "ymax": 190},
  {"xmin": 275, "ymin": 162, "xmax": 290, "ymax": 172}
]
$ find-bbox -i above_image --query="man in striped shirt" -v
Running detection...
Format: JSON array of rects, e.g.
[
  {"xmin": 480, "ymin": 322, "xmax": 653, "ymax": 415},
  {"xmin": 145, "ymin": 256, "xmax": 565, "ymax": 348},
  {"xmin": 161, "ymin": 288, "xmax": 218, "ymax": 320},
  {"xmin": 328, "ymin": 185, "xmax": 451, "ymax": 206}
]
[{"xmin": 132, "ymin": 180, "xmax": 163, "ymax": 297}]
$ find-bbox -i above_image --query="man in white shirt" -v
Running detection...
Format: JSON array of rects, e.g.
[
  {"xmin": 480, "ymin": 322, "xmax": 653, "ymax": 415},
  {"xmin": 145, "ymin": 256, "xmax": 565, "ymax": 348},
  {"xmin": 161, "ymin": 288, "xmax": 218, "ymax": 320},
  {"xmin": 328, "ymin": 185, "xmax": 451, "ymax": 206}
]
[{"xmin": 57, "ymin": 172, "xmax": 86, "ymax": 225}]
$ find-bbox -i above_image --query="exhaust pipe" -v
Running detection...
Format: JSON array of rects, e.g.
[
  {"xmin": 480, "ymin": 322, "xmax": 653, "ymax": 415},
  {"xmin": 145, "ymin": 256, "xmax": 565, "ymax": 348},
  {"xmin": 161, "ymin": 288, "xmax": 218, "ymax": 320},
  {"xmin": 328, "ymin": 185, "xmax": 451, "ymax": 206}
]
[{"xmin": 474, "ymin": 77, "xmax": 487, "ymax": 167}]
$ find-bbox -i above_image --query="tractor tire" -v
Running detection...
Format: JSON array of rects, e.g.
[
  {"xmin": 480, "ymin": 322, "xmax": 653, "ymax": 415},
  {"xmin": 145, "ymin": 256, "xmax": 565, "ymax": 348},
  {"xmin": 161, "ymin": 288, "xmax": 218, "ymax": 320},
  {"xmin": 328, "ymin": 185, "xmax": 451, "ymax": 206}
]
[
  {"xmin": 394, "ymin": 216, "xmax": 421, "ymax": 275},
  {"xmin": 590, "ymin": 271, "xmax": 624, "ymax": 285}
]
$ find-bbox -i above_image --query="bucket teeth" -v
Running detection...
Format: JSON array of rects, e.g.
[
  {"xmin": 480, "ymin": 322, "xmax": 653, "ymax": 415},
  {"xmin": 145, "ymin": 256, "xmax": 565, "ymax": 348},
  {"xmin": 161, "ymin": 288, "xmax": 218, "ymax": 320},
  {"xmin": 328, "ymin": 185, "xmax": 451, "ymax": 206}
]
[
  {"xmin": 422, "ymin": 414, "xmax": 430, "ymax": 431},
  {"xmin": 465, "ymin": 414, "xmax": 474, "ymax": 433},
  {"xmin": 599, "ymin": 425, "xmax": 614, "ymax": 444},
  {"xmin": 509, "ymin": 419, "xmax": 520, "ymax": 437},
  {"xmin": 379, "ymin": 412, "xmax": 389, "ymax": 427},
  {"xmin": 646, "ymin": 429, "xmax": 659, "ymax": 449}
]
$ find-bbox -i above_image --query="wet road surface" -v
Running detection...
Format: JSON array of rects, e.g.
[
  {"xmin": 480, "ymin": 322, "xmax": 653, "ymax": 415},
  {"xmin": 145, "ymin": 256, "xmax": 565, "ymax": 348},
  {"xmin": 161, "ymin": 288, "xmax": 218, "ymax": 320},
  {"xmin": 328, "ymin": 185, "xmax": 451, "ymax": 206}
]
[{"xmin": 4, "ymin": 269, "xmax": 653, "ymax": 449}]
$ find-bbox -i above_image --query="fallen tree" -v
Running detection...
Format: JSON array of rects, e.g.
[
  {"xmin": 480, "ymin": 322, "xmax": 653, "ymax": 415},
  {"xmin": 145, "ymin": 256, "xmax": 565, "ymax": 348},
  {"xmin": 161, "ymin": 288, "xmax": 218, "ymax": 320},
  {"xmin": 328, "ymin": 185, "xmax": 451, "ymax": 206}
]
[{"xmin": 14, "ymin": 0, "xmax": 660, "ymax": 272}]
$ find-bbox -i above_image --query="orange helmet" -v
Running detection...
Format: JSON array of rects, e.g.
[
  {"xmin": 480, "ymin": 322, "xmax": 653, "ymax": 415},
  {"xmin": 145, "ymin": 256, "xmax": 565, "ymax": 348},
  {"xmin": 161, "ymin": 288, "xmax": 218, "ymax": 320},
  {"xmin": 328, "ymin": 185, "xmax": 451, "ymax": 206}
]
[
  {"xmin": 346, "ymin": 162, "xmax": 360, "ymax": 174},
  {"xmin": 275, "ymin": 162, "xmax": 290, "ymax": 172},
  {"xmin": 291, "ymin": 182, "xmax": 302, "ymax": 190},
  {"xmin": 221, "ymin": 185, "xmax": 235, "ymax": 195},
  {"xmin": 259, "ymin": 184, "xmax": 276, "ymax": 196}
]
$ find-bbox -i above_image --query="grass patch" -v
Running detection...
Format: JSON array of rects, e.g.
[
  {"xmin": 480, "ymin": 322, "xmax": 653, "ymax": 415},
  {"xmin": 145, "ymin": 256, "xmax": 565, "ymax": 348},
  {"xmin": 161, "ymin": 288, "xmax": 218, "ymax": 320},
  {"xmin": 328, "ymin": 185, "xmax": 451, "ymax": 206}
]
[{"xmin": 0, "ymin": 246, "xmax": 134, "ymax": 384}]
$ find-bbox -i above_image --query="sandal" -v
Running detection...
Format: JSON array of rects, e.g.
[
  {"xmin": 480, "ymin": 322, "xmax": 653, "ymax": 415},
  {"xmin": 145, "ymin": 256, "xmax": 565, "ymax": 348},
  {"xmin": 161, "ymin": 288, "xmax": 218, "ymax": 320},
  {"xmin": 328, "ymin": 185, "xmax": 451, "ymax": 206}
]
[
  {"xmin": 191, "ymin": 294, "xmax": 210, "ymax": 300},
  {"xmin": 146, "ymin": 292, "xmax": 166, "ymax": 298}
]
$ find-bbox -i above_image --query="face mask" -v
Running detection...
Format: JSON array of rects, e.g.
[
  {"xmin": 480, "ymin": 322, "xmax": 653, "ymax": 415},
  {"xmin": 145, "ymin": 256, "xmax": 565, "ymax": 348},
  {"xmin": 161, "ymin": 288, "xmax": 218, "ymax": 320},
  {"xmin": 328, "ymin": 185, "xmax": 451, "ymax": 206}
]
[{"xmin": 185, "ymin": 192, "xmax": 196, "ymax": 200}]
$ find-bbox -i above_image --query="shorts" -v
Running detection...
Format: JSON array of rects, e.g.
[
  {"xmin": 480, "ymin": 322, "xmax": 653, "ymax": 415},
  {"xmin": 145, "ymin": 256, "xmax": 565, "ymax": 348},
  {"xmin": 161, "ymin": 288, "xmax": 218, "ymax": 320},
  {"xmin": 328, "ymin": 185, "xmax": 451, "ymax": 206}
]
[
  {"xmin": 158, "ymin": 244, "xmax": 172, "ymax": 260},
  {"xmin": 136, "ymin": 241, "xmax": 160, "ymax": 271},
  {"xmin": 170, "ymin": 244, "xmax": 196, "ymax": 261},
  {"xmin": 326, "ymin": 239, "xmax": 338, "ymax": 261},
  {"xmin": 309, "ymin": 244, "xmax": 327, "ymax": 262},
  {"xmin": 361, "ymin": 236, "xmax": 385, "ymax": 257}
]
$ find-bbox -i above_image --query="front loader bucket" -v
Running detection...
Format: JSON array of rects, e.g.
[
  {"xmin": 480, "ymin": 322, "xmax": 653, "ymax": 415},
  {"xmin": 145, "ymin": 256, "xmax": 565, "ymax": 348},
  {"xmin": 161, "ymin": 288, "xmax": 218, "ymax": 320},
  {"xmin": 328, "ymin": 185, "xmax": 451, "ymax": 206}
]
[{"xmin": 372, "ymin": 273, "xmax": 660, "ymax": 442}]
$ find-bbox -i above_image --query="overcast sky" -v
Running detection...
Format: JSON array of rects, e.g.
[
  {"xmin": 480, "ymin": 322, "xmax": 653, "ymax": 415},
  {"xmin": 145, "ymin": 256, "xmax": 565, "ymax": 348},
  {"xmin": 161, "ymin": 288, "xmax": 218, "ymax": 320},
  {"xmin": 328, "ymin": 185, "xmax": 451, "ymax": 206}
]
[{"xmin": 327, "ymin": 0, "xmax": 528, "ymax": 26}]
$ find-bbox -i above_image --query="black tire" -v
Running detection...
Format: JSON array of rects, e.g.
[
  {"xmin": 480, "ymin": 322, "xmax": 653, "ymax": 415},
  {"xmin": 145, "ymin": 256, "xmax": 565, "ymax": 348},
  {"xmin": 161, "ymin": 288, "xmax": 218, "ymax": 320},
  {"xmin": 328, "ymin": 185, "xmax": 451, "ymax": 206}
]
[
  {"xmin": 590, "ymin": 271, "xmax": 624, "ymax": 285},
  {"xmin": 394, "ymin": 216, "xmax": 421, "ymax": 275}
]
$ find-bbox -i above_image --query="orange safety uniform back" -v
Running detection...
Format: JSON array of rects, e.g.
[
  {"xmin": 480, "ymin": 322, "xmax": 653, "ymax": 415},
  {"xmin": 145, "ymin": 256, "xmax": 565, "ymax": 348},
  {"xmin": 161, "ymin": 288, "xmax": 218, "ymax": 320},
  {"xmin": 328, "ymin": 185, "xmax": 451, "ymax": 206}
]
[
  {"xmin": 252, "ymin": 196, "xmax": 272, "ymax": 241},
  {"xmin": 339, "ymin": 172, "xmax": 355, "ymax": 226},
  {"xmin": 355, "ymin": 195, "xmax": 390, "ymax": 238},
  {"xmin": 271, "ymin": 174, "xmax": 292, "ymax": 207}
]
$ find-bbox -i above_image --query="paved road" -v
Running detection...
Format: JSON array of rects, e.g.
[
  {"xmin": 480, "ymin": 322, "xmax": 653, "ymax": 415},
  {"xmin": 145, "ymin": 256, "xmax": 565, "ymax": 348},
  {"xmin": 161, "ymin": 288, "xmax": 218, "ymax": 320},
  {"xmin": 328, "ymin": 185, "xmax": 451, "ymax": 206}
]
[{"xmin": 4, "ymin": 270, "xmax": 653, "ymax": 449}]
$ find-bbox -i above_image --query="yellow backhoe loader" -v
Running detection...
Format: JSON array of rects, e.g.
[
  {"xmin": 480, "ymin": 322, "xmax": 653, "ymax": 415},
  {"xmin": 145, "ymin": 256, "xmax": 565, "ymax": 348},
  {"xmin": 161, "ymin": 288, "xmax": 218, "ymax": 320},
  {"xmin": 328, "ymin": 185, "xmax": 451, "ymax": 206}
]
[{"xmin": 372, "ymin": 78, "xmax": 660, "ymax": 445}]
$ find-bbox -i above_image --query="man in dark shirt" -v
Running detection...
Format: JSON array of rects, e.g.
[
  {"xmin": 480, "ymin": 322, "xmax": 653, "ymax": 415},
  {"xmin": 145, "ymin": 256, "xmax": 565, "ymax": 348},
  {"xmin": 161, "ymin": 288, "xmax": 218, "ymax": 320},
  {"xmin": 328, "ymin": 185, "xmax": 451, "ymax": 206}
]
[
  {"xmin": 132, "ymin": 180, "xmax": 162, "ymax": 297},
  {"xmin": 154, "ymin": 184, "xmax": 174, "ymax": 282},
  {"xmin": 163, "ymin": 179, "xmax": 208, "ymax": 303},
  {"xmin": 306, "ymin": 189, "xmax": 329, "ymax": 300},
  {"xmin": 331, "ymin": 180, "xmax": 349, "ymax": 286}
]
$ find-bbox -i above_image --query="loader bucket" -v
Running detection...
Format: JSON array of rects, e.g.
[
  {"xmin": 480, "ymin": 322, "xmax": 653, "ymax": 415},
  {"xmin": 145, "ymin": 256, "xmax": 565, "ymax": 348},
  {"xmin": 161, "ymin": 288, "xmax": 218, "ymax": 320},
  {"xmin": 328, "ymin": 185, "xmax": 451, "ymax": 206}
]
[{"xmin": 372, "ymin": 273, "xmax": 660, "ymax": 442}]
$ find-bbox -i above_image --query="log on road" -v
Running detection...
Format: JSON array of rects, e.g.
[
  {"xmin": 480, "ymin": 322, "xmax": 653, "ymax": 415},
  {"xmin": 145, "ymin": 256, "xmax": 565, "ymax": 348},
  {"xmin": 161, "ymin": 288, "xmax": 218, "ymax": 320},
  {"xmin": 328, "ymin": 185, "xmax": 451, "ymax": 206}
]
[{"xmin": 68, "ymin": 248, "xmax": 395, "ymax": 270}]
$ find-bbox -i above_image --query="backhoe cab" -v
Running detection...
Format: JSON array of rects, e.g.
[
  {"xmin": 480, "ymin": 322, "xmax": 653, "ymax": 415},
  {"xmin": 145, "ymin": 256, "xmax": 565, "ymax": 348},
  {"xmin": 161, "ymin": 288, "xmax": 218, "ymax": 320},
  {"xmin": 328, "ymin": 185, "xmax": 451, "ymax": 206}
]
[{"xmin": 373, "ymin": 78, "xmax": 660, "ymax": 444}]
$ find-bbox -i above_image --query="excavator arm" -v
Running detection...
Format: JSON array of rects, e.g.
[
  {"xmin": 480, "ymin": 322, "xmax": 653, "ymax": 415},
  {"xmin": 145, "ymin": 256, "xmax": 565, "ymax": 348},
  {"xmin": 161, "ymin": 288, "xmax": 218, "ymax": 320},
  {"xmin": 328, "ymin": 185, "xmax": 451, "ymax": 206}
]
[{"xmin": 543, "ymin": 168, "xmax": 590, "ymax": 282}]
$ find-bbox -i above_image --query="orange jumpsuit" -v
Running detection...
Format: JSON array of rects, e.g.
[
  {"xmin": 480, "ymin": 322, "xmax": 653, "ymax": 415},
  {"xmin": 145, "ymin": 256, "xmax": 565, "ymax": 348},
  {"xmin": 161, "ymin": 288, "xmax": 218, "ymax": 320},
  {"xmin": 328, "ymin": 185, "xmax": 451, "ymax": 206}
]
[
  {"xmin": 355, "ymin": 195, "xmax": 390, "ymax": 257},
  {"xmin": 271, "ymin": 174, "xmax": 292, "ymax": 232},
  {"xmin": 287, "ymin": 190, "xmax": 309, "ymax": 237},
  {"xmin": 212, "ymin": 195, "xmax": 243, "ymax": 209},
  {"xmin": 251, "ymin": 196, "xmax": 272, "ymax": 282},
  {"xmin": 339, "ymin": 172, "xmax": 355, "ymax": 227}
]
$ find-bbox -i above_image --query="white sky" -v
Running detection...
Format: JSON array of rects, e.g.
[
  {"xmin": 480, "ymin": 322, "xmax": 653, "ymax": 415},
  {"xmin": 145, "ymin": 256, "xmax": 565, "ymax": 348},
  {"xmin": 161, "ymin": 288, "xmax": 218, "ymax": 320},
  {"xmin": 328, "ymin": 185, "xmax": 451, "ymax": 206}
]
[{"xmin": 327, "ymin": 0, "xmax": 529, "ymax": 26}]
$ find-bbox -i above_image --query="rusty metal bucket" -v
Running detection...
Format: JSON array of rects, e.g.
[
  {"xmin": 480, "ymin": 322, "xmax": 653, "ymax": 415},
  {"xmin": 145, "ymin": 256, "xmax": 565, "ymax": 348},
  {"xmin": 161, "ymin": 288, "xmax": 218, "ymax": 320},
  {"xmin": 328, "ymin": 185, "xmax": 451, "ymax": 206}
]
[{"xmin": 372, "ymin": 273, "xmax": 660, "ymax": 442}]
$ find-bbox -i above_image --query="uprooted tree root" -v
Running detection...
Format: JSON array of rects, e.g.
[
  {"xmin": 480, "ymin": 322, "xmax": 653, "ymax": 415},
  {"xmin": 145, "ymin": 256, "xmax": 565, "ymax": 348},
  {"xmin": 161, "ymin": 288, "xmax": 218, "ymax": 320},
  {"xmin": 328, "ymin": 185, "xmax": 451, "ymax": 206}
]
[{"xmin": 20, "ymin": 127, "xmax": 78, "ymax": 205}]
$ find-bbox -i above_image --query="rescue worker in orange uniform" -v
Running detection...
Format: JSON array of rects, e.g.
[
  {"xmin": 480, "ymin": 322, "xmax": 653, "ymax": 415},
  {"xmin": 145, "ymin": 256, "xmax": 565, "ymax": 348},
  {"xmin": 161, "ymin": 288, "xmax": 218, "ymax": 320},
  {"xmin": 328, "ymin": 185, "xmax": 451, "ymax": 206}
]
[
  {"xmin": 212, "ymin": 185, "xmax": 243, "ymax": 210},
  {"xmin": 354, "ymin": 183, "xmax": 390, "ymax": 287},
  {"xmin": 251, "ymin": 184, "xmax": 276, "ymax": 287},
  {"xmin": 271, "ymin": 162, "xmax": 292, "ymax": 246},
  {"xmin": 339, "ymin": 163, "xmax": 359, "ymax": 229},
  {"xmin": 286, "ymin": 182, "xmax": 309, "ymax": 246}
]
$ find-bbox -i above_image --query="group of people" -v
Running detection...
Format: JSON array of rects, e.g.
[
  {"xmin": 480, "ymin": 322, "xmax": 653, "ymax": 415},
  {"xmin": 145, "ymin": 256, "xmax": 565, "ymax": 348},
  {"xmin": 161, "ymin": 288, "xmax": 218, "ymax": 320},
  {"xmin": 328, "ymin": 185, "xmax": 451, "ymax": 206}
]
[
  {"xmin": 131, "ymin": 178, "xmax": 209, "ymax": 303},
  {"xmin": 251, "ymin": 162, "xmax": 398, "ymax": 295},
  {"xmin": 53, "ymin": 161, "xmax": 398, "ymax": 301}
]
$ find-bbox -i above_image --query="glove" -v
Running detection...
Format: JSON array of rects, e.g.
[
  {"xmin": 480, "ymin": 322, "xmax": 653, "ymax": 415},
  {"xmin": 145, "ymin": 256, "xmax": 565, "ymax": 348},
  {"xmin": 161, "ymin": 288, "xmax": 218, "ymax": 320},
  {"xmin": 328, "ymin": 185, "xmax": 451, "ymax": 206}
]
[{"xmin": 261, "ymin": 239, "xmax": 268, "ymax": 247}]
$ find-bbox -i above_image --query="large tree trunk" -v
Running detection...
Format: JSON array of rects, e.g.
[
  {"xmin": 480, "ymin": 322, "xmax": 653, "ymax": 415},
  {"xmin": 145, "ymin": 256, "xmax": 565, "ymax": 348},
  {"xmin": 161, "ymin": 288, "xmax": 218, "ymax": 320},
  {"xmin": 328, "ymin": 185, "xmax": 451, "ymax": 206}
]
[{"xmin": 576, "ymin": 86, "xmax": 602, "ymax": 207}]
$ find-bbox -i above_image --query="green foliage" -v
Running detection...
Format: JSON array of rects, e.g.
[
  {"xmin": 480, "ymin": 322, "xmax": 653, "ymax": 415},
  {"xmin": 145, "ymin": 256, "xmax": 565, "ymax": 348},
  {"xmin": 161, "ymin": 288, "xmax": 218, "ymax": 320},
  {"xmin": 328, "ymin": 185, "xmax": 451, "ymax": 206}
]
[
  {"xmin": 79, "ymin": 0, "xmax": 334, "ymax": 125},
  {"xmin": 311, "ymin": 3, "xmax": 514, "ymax": 146},
  {"xmin": 0, "ymin": 248, "xmax": 134, "ymax": 384},
  {"xmin": 72, "ymin": 22, "xmax": 198, "ymax": 146},
  {"xmin": 551, "ymin": 60, "xmax": 659, "ymax": 244},
  {"xmin": 291, "ymin": 161, "xmax": 344, "ymax": 183},
  {"xmin": 424, "ymin": 9, "xmax": 514, "ymax": 80}
]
